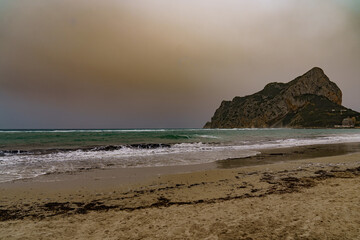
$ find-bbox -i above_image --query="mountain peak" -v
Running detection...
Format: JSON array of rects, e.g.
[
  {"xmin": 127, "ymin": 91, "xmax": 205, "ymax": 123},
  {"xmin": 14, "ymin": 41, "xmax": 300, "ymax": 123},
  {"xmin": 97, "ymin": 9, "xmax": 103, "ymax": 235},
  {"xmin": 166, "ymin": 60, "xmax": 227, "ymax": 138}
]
[
  {"xmin": 288, "ymin": 67, "xmax": 342, "ymax": 105},
  {"xmin": 301, "ymin": 67, "xmax": 327, "ymax": 80},
  {"xmin": 307, "ymin": 67, "xmax": 324, "ymax": 74}
]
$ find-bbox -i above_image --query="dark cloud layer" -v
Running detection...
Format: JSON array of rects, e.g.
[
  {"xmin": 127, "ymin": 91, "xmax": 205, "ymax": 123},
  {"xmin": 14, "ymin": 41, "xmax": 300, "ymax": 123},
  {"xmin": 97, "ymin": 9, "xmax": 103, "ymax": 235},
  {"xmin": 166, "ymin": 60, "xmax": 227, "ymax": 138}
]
[{"xmin": 0, "ymin": 0, "xmax": 359, "ymax": 128}]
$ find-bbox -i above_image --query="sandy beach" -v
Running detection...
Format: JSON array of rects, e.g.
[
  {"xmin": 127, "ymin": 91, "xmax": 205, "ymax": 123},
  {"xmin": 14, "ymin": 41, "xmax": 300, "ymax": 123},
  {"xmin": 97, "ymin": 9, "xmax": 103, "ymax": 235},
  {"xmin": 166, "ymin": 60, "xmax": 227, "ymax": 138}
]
[
  {"xmin": 1, "ymin": 143, "xmax": 360, "ymax": 239},
  {"xmin": 2, "ymin": 0, "xmax": 360, "ymax": 239}
]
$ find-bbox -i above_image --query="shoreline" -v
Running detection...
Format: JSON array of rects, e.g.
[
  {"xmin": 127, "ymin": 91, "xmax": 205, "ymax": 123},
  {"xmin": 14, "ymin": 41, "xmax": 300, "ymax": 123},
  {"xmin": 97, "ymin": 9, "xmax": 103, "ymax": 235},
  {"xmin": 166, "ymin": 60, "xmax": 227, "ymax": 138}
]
[
  {"xmin": 2, "ymin": 142, "xmax": 360, "ymax": 188},
  {"xmin": 1, "ymin": 142, "xmax": 360, "ymax": 239}
]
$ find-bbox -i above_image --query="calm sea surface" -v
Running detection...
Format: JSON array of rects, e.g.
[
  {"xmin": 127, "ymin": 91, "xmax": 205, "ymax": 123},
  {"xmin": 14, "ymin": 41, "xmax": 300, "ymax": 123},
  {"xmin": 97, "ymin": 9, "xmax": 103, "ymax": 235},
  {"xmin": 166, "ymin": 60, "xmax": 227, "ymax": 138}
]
[{"xmin": 1, "ymin": 128, "xmax": 360, "ymax": 182}]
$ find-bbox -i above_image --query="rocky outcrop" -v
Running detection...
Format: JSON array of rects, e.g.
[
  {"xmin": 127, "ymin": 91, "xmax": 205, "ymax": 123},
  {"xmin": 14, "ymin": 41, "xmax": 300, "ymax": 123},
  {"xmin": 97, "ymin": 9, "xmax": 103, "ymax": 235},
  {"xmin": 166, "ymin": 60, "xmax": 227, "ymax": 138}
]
[{"xmin": 204, "ymin": 67, "xmax": 359, "ymax": 128}]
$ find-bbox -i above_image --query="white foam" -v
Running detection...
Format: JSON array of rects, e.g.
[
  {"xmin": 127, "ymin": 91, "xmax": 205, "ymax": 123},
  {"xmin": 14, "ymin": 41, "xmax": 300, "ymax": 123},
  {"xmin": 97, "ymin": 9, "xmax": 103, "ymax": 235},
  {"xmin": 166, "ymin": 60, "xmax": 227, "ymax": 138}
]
[
  {"xmin": 194, "ymin": 134, "xmax": 220, "ymax": 139},
  {"xmin": 0, "ymin": 142, "xmax": 261, "ymax": 182},
  {"xmin": 0, "ymin": 128, "xmax": 285, "ymax": 133},
  {"xmin": 1, "ymin": 132, "xmax": 360, "ymax": 183},
  {"xmin": 197, "ymin": 128, "xmax": 282, "ymax": 131}
]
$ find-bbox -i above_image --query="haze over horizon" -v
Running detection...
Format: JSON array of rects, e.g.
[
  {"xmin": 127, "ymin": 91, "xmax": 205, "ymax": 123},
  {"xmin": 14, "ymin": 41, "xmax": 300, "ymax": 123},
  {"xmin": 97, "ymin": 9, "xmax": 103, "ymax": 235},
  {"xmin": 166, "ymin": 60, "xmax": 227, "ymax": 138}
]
[{"xmin": 1, "ymin": 0, "xmax": 360, "ymax": 129}]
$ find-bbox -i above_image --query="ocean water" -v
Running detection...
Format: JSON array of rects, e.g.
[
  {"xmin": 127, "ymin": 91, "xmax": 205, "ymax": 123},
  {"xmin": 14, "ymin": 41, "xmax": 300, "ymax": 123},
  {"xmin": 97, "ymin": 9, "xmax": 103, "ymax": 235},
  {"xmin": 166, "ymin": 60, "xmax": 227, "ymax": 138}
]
[{"xmin": 1, "ymin": 128, "xmax": 360, "ymax": 183}]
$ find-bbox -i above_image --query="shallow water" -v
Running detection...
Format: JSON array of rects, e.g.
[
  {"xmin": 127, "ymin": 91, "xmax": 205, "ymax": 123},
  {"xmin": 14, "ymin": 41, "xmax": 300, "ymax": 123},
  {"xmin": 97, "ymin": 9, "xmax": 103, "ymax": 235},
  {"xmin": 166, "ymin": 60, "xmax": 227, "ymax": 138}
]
[{"xmin": 1, "ymin": 128, "xmax": 360, "ymax": 182}]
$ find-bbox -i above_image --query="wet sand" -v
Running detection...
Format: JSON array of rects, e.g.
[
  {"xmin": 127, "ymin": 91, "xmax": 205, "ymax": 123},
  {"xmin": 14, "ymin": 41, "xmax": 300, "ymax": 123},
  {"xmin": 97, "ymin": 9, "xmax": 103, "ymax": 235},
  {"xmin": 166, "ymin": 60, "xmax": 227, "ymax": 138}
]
[{"xmin": 1, "ymin": 143, "xmax": 360, "ymax": 239}]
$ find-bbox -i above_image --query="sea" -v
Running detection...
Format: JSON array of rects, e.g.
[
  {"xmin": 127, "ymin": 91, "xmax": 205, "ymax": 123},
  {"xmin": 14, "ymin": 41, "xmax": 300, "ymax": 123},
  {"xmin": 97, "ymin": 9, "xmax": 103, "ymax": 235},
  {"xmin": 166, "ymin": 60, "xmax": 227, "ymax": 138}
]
[{"xmin": 1, "ymin": 128, "xmax": 360, "ymax": 183}]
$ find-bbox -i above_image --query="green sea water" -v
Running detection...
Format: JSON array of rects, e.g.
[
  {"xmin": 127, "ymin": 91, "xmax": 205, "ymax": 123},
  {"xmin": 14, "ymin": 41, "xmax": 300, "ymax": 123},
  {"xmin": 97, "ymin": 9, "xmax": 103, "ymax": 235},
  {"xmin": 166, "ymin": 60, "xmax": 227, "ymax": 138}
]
[
  {"xmin": 1, "ymin": 128, "xmax": 360, "ymax": 151},
  {"xmin": 1, "ymin": 128, "xmax": 360, "ymax": 183}
]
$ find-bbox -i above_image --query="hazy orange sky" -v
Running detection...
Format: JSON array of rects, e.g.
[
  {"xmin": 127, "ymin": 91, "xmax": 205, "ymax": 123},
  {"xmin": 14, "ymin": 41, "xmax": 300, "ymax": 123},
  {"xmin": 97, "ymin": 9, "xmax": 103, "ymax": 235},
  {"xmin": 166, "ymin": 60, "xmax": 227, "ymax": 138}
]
[{"xmin": 1, "ymin": 0, "xmax": 359, "ymax": 128}]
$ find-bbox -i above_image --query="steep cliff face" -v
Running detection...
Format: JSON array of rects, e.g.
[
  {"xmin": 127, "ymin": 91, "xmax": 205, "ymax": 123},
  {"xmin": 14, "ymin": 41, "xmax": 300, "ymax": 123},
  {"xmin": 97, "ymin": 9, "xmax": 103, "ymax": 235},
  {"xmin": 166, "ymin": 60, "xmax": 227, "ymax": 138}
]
[{"xmin": 204, "ymin": 67, "xmax": 359, "ymax": 128}]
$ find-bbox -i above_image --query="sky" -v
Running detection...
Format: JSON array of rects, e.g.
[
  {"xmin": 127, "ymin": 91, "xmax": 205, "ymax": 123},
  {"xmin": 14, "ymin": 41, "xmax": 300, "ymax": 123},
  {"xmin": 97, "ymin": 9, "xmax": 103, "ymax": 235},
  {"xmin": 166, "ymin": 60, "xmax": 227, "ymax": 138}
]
[{"xmin": 0, "ymin": 0, "xmax": 359, "ymax": 129}]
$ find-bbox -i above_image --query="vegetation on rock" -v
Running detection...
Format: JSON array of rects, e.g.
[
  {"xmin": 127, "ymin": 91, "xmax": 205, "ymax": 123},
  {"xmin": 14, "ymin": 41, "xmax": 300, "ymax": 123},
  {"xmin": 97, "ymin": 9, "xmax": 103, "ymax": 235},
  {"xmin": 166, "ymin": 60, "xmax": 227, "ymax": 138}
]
[{"xmin": 204, "ymin": 67, "xmax": 359, "ymax": 128}]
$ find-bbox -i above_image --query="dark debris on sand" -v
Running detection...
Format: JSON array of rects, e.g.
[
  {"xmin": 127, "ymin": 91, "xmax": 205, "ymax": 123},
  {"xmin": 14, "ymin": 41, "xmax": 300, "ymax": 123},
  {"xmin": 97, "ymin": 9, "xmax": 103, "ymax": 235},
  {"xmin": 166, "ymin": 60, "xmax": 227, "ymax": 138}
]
[{"xmin": 1, "ymin": 166, "xmax": 360, "ymax": 222}]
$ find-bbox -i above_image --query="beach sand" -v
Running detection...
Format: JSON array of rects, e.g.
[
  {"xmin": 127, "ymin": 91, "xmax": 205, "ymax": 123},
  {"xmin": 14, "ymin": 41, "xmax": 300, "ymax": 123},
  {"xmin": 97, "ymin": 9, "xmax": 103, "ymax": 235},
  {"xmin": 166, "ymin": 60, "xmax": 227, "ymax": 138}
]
[{"xmin": 1, "ymin": 143, "xmax": 360, "ymax": 239}]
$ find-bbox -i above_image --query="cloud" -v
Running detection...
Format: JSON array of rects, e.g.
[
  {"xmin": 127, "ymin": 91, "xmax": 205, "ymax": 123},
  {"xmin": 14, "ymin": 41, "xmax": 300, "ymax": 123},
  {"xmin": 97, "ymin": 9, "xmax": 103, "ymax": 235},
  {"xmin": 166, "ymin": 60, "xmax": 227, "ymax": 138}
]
[{"xmin": 0, "ymin": 0, "xmax": 359, "ymax": 128}]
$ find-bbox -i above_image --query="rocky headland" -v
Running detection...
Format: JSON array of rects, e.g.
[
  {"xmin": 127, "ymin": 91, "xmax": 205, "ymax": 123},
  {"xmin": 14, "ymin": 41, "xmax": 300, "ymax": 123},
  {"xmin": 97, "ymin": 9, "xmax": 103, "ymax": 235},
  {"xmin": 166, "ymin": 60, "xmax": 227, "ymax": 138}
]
[{"xmin": 204, "ymin": 67, "xmax": 360, "ymax": 128}]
